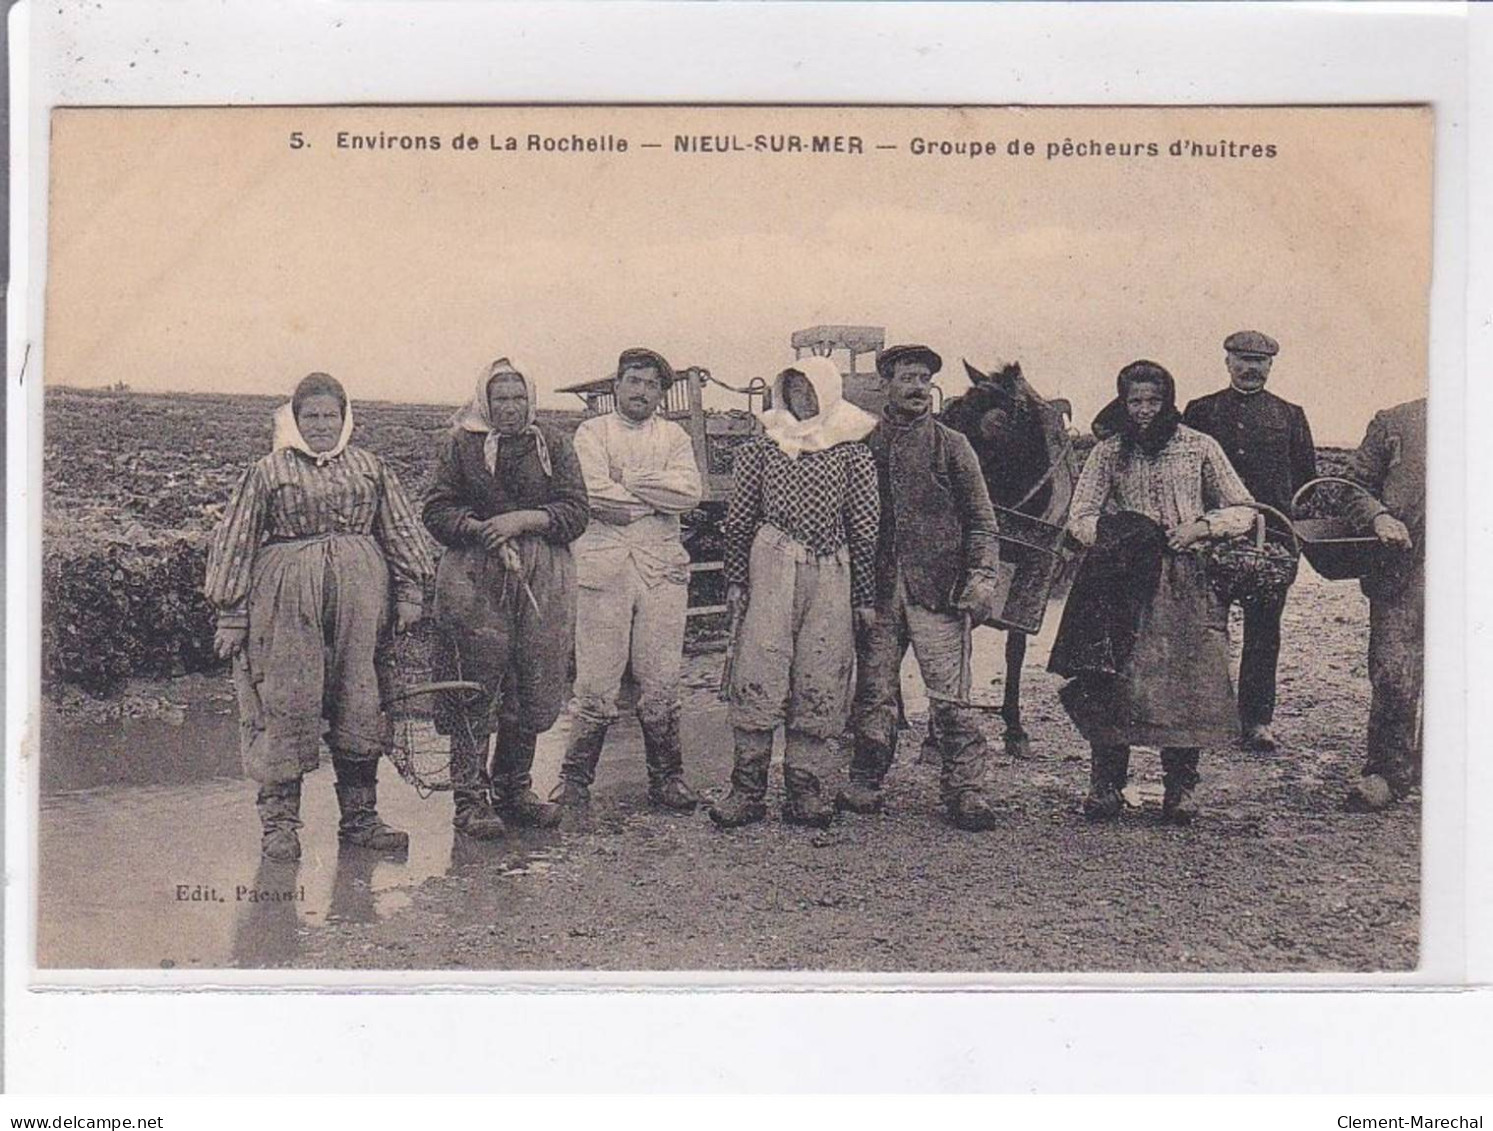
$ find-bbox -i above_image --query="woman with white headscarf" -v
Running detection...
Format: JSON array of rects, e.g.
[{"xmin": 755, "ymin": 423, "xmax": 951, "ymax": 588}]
[
  {"xmin": 710, "ymin": 356, "xmax": 881, "ymax": 830},
  {"xmin": 205, "ymin": 372, "xmax": 434, "ymax": 862},
  {"xmin": 422, "ymin": 358, "xmax": 589, "ymax": 839}
]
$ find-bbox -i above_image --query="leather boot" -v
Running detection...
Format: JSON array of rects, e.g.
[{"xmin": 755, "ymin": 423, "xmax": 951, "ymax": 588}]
[
  {"xmin": 949, "ymin": 791, "xmax": 999, "ymax": 832},
  {"xmin": 1344, "ymin": 773, "xmax": 1395, "ymax": 812},
  {"xmin": 333, "ymin": 756, "xmax": 409, "ymax": 853},
  {"xmin": 451, "ymin": 733, "xmax": 505, "ymax": 840},
  {"xmin": 256, "ymin": 779, "xmax": 303, "ymax": 862},
  {"xmin": 641, "ymin": 704, "xmax": 700, "ymax": 812},
  {"xmin": 934, "ymin": 701, "xmax": 997, "ymax": 831},
  {"xmin": 493, "ymin": 726, "xmax": 562, "ymax": 829},
  {"xmin": 836, "ymin": 734, "xmax": 893, "ymax": 814},
  {"xmin": 708, "ymin": 728, "xmax": 772, "ymax": 829},
  {"xmin": 782, "ymin": 732, "xmax": 835, "ymax": 828},
  {"xmin": 1083, "ymin": 744, "xmax": 1129, "ymax": 822},
  {"xmin": 1160, "ymin": 747, "xmax": 1200, "ymax": 825},
  {"xmin": 550, "ymin": 714, "xmax": 609, "ymax": 807},
  {"xmin": 783, "ymin": 767, "xmax": 835, "ymax": 829}
]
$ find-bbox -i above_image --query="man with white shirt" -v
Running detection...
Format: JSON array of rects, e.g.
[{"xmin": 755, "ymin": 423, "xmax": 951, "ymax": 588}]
[{"xmin": 551, "ymin": 348, "xmax": 704, "ymax": 810}]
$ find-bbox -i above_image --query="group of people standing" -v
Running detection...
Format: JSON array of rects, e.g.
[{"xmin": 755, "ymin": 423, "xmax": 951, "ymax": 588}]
[{"xmin": 204, "ymin": 333, "xmax": 1426, "ymax": 864}]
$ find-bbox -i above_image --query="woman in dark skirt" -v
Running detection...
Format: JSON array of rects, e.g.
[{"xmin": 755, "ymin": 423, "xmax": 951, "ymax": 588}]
[{"xmin": 1050, "ymin": 361, "xmax": 1256, "ymax": 823}]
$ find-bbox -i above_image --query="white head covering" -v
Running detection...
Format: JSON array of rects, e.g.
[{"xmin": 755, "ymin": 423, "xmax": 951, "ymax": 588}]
[
  {"xmin": 757, "ymin": 355, "xmax": 878, "ymax": 459},
  {"xmin": 451, "ymin": 357, "xmax": 552, "ymax": 477},
  {"xmin": 272, "ymin": 385, "xmax": 354, "ymax": 466}
]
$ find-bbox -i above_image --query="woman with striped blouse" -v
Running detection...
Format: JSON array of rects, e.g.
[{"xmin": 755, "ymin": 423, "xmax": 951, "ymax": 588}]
[{"xmin": 205, "ymin": 373, "xmax": 434, "ymax": 863}]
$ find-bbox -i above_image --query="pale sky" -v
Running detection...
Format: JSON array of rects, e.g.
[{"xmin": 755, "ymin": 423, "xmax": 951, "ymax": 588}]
[{"xmin": 45, "ymin": 105, "xmax": 1431, "ymax": 445}]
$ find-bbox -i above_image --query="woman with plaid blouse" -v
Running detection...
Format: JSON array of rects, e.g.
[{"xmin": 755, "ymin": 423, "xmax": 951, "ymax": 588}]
[
  {"xmin": 205, "ymin": 373, "xmax": 434, "ymax": 863},
  {"xmin": 709, "ymin": 357, "xmax": 881, "ymax": 830}
]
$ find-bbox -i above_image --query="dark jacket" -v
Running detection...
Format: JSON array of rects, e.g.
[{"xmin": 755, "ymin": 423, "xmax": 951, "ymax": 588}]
[
  {"xmin": 1344, "ymin": 398, "xmax": 1426, "ymax": 600},
  {"xmin": 864, "ymin": 411, "xmax": 1001, "ymax": 612},
  {"xmin": 1182, "ymin": 387, "xmax": 1317, "ymax": 514},
  {"xmin": 422, "ymin": 424, "xmax": 590, "ymax": 549}
]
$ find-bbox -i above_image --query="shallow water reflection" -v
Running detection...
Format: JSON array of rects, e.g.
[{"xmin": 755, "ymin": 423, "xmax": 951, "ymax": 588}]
[{"xmin": 38, "ymin": 704, "xmax": 570, "ymax": 970}]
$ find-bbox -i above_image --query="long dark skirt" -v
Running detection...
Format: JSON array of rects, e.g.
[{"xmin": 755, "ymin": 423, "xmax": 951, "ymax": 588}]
[{"xmin": 1059, "ymin": 552, "xmax": 1237, "ymax": 748}]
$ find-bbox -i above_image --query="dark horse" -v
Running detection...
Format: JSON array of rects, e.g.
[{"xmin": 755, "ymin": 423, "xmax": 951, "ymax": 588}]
[{"xmin": 935, "ymin": 359, "xmax": 1077, "ymax": 759}]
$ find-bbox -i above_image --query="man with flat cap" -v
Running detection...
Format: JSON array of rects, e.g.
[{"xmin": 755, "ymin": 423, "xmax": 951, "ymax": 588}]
[
  {"xmin": 1183, "ymin": 330, "xmax": 1318, "ymax": 752},
  {"xmin": 552, "ymin": 347, "xmax": 704, "ymax": 812},
  {"xmin": 841, "ymin": 343, "xmax": 1005, "ymax": 831}
]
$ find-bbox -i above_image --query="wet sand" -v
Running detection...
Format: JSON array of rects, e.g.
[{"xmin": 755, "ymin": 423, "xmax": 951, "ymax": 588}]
[{"xmin": 36, "ymin": 570, "xmax": 1419, "ymax": 973}]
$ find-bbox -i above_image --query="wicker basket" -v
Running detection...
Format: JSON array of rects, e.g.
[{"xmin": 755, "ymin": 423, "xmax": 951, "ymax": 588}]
[
  {"xmin": 1290, "ymin": 477, "xmax": 1385, "ymax": 581},
  {"xmin": 1203, "ymin": 502, "xmax": 1300, "ymax": 608}
]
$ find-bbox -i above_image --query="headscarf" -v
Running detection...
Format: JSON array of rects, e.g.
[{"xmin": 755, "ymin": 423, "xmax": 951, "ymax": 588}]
[
  {"xmin": 272, "ymin": 372, "xmax": 354, "ymax": 465},
  {"xmin": 757, "ymin": 355, "xmax": 878, "ymax": 459},
  {"xmin": 450, "ymin": 357, "xmax": 552, "ymax": 477},
  {"xmin": 1113, "ymin": 359, "xmax": 1181, "ymax": 458}
]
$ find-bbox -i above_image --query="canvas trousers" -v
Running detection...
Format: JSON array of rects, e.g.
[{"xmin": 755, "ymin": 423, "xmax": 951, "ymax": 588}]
[
  {"xmin": 234, "ymin": 533, "xmax": 388, "ymax": 785},
  {"xmin": 850, "ymin": 569, "xmax": 989, "ymax": 803},
  {"xmin": 728, "ymin": 525, "xmax": 856, "ymax": 741},
  {"xmin": 1365, "ymin": 563, "xmax": 1424, "ymax": 792},
  {"xmin": 572, "ymin": 554, "xmax": 688, "ymax": 731}
]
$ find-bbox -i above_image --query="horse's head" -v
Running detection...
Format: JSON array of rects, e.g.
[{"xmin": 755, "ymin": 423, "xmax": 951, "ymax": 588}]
[{"xmin": 942, "ymin": 359, "xmax": 1052, "ymax": 512}]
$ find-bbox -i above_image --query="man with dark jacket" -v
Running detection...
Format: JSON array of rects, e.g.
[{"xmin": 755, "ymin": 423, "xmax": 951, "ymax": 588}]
[
  {"xmin": 840, "ymin": 344, "xmax": 1005, "ymax": 831},
  {"xmin": 1182, "ymin": 330, "xmax": 1317, "ymax": 751},
  {"xmin": 1341, "ymin": 398, "xmax": 1425, "ymax": 812}
]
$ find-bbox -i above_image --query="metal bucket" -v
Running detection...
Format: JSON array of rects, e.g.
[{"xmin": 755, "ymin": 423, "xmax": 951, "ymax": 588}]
[{"xmin": 988, "ymin": 506, "xmax": 1068, "ymax": 634}]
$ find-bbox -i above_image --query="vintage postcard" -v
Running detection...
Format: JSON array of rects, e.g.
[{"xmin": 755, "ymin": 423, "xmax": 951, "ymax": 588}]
[{"xmin": 34, "ymin": 103, "xmax": 1432, "ymax": 979}]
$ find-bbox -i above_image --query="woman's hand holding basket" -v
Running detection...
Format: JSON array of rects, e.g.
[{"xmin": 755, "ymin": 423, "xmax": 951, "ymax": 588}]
[{"xmin": 1166, "ymin": 519, "xmax": 1212, "ymax": 552}]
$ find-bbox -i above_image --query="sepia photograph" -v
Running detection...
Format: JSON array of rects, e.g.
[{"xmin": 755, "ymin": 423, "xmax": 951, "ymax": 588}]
[{"xmin": 35, "ymin": 102, "xmax": 1432, "ymax": 977}]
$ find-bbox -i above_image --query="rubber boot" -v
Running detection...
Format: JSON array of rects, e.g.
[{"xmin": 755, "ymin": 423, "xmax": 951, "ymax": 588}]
[
  {"xmin": 333, "ymin": 755, "xmax": 409, "ymax": 853},
  {"xmin": 782, "ymin": 731, "xmax": 835, "ymax": 828},
  {"xmin": 917, "ymin": 714, "xmax": 941, "ymax": 766},
  {"xmin": 641, "ymin": 704, "xmax": 700, "ymax": 812},
  {"xmin": 1160, "ymin": 747, "xmax": 1200, "ymax": 825},
  {"xmin": 1083, "ymin": 744, "xmax": 1129, "ymax": 822},
  {"xmin": 256, "ymin": 779, "xmax": 303, "ymax": 862},
  {"xmin": 550, "ymin": 714, "xmax": 609, "ymax": 807},
  {"xmin": 836, "ymin": 734, "xmax": 893, "ymax": 814},
  {"xmin": 708, "ymin": 728, "xmax": 772, "ymax": 829},
  {"xmin": 935, "ymin": 700, "xmax": 998, "ymax": 832},
  {"xmin": 493, "ymin": 725, "xmax": 562, "ymax": 829},
  {"xmin": 451, "ymin": 733, "xmax": 506, "ymax": 840}
]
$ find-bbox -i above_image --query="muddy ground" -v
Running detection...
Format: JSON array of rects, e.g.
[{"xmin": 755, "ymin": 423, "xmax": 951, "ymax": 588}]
[{"xmin": 38, "ymin": 567, "xmax": 1415, "ymax": 975}]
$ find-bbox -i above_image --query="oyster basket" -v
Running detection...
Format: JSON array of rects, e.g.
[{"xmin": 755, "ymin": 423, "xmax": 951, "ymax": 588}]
[
  {"xmin": 1290, "ymin": 476, "xmax": 1385, "ymax": 581},
  {"xmin": 1204, "ymin": 501, "xmax": 1301, "ymax": 608}
]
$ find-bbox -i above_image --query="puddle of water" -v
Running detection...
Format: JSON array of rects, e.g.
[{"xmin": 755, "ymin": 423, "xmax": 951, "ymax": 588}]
[{"xmin": 37, "ymin": 708, "xmax": 573, "ymax": 970}]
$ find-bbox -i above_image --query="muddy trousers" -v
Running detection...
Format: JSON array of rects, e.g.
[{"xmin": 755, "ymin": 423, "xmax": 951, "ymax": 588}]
[
  {"xmin": 1091, "ymin": 744, "xmax": 1198, "ymax": 789},
  {"xmin": 1364, "ymin": 568, "xmax": 1425, "ymax": 793},
  {"xmin": 564, "ymin": 563, "xmax": 690, "ymax": 788},
  {"xmin": 450, "ymin": 718, "xmax": 541, "ymax": 809},
  {"xmin": 849, "ymin": 571, "xmax": 990, "ymax": 806}
]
